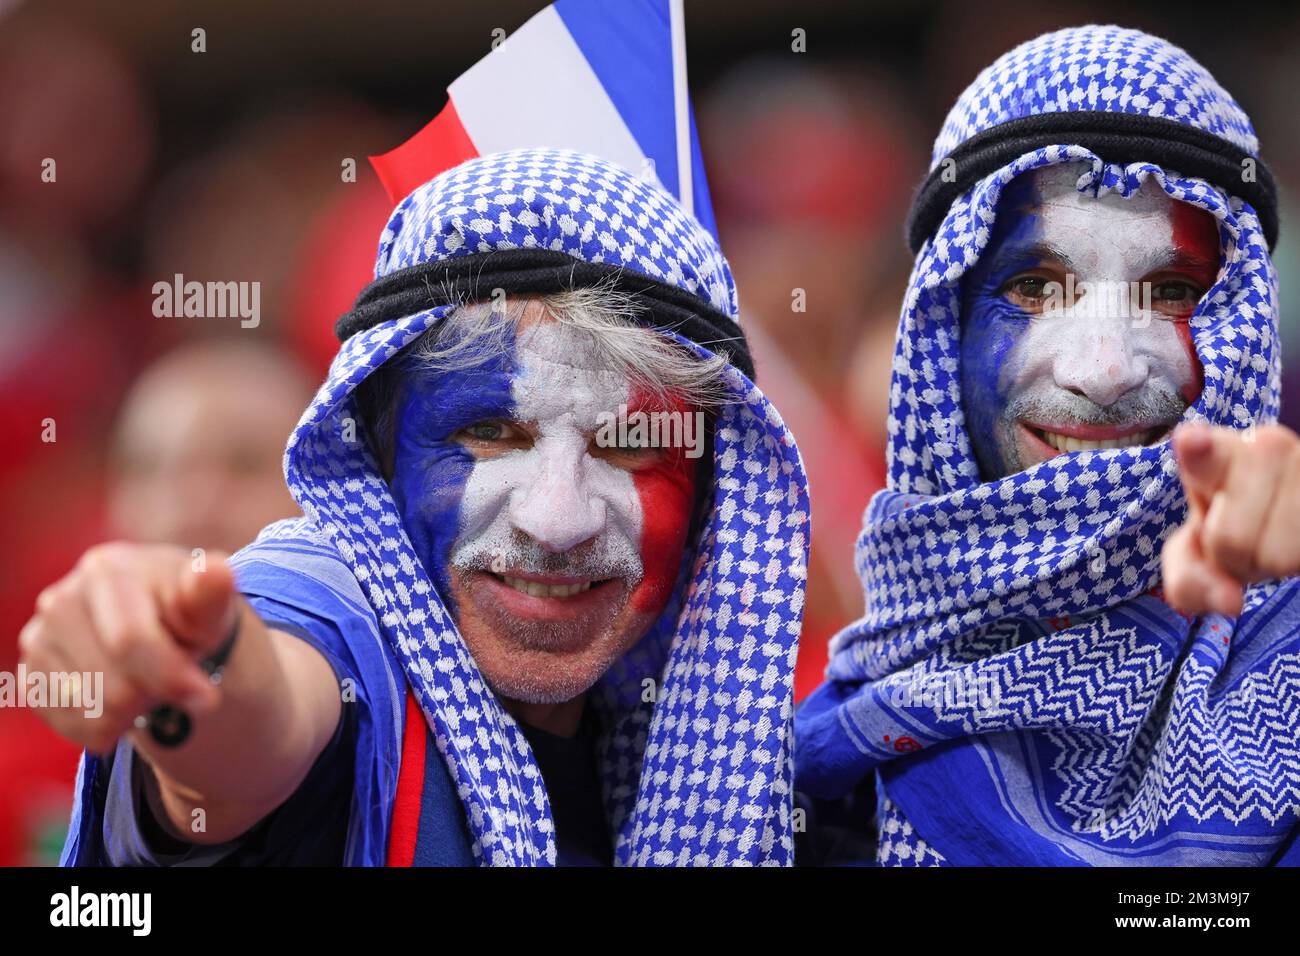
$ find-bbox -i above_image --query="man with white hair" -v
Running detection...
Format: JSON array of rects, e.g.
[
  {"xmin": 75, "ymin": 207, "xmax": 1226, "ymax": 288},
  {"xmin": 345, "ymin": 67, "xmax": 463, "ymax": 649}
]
[{"xmin": 24, "ymin": 149, "xmax": 809, "ymax": 866}]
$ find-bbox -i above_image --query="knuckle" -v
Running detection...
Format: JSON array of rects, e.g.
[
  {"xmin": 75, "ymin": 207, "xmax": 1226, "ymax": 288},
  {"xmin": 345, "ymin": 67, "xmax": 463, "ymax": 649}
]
[
  {"xmin": 79, "ymin": 541, "xmax": 132, "ymax": 576},
  {"xmin": 34, "ymin": 586, "xmax": 57, "ymax": 613},
  {"xmin": 1160, "ymin": 560, "xmax": 1182, "ymax": 595},
  {"xmin": 77, "ymin": 548, "xmax": 109, "ymax": 579},
  {"xmin": 100, "ymin": 684, "xmax": 139, "ymax": 722},
  {"xmin": 1161, "ymin": 527, "xmax": 1185, "ymax": 558},
  {"xmin": 34, "ymin": 578, "xmax": 73, "ymax": 614},
  {"xmin": 17, "ymin": 618, "xmax": 44, "ymax": 657},
  {"xmin": 157, "ymin": 665, "xmax": 199, "ymax": 701},
  {"xmin": 1160, "ymin": 544, "xmax": 1182, "ymax": 579},
  {"xmin": 1161, "ymin": 528, "xmax": 1191, "ymax": 568},
  {"xmin": 1162, "ymin": 569, "xmax": 1192, "ymax": 607},
  {"xmin": 102, "ymin": 626, "xmax": 145, "ymax": 660},
  {"xmin": 1251, "ymin": 425, "xmax": 1294, "ymax": 455},
  {"xmin": 1202, "ymin": 513, "xmax": 1253, "ymax": 570},
  {"xmin": 1254, "ymin": 545, "xmax": 1295, "ymax": 581}
]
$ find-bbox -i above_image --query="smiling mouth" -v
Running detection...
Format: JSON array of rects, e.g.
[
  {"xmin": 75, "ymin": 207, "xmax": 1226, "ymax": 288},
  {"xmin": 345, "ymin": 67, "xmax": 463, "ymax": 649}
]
[
  {"xmin": 487, "ymin": 571, "xmax": 616, "ymax": 599},
  {"xmin": 463, "ymin": 569, "xmax": 627, "ymax": 649},
  {"xmin": 472, "ymin": 569, "xmax": 625, "ymax": 628},
  {"xmin": 1022, "ymin": 422, "xmax": 1168, "ymax": 453}
]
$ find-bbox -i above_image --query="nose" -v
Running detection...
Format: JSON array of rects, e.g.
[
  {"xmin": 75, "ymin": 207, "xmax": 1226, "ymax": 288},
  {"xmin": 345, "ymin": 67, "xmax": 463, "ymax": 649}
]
[
  {"xmin": 509, "ymin": 437, "xmax": 608, "ymax": 552},
  {"xmin": 1053, "ymin": 327, "xmax": 1149, "ymax": 407}
]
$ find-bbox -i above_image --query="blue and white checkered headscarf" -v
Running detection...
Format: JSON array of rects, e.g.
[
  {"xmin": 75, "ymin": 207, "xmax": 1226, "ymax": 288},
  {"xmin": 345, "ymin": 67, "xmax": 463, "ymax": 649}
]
[
  {"xmin": 795, "ymin": 26, "xmax": 1300, "ymax": 865},
  {"xmin": 275, "ymin": 149, "xmax": 807, "ymax": 865}
]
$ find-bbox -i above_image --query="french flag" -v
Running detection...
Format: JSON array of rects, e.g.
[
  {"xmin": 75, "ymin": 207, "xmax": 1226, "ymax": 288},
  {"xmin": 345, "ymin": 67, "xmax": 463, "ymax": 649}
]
[{"xmin": 369, "ymin": 0, "xmax": 717, "ymax": 240}]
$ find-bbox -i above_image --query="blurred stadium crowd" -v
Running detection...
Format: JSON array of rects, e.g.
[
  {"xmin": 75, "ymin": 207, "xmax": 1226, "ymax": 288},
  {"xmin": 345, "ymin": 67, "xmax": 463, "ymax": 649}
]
[{"xmin": 2, "ymin": 0, "xmax": 1298, "ymax": 864}]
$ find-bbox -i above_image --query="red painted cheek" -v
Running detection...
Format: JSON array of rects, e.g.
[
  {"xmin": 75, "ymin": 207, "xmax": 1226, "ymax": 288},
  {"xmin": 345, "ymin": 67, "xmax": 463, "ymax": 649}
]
[
  {"xmin": 626, "ymin": 383, "xmax": 698, "ymax": 615},
  {"xmin": 630, "ymin": 457, "xmax": 695, "ymax": 614},
  {"xmin": 1169, "ymin": 201, "xmax": 1220, "ymax": 406},
  {"xmin": 1175, "ymin": 320, "xmax": 1204, "ymax": 405}
]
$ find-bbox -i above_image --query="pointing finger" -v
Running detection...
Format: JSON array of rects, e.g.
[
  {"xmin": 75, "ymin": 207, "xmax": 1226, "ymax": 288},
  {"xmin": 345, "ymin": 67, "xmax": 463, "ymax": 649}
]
[{"xmin": 1172, "ymin": 423, "xmax": 1235, "ymax": 516}]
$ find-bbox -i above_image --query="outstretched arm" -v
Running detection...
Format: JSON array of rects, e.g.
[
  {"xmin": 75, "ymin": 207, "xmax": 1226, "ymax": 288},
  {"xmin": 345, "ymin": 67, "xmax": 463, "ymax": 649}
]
[{"xmin": 19, "ymin": 543, "xmax": 342, "ymax": 845}]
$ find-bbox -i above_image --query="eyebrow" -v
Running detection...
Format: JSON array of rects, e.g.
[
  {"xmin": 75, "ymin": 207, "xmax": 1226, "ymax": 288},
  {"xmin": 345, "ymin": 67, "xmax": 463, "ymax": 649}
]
[
  {"xmin": 1136, "ymin": 247, "xmax": 1220, "ymax": 278},
  {"xmin": 986, "ymin": 240, "xmax": 1079, "ymax": 278},
  {"xmin": 988, "ymin": 241, "xmax": 1219, "ymax": 281}
]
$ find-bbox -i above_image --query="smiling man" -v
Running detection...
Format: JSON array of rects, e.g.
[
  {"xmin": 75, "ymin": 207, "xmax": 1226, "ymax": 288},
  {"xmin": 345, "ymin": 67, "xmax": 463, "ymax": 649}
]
[
  {"xmin": 795, "ymin": 26, "xmax": 1300, "ymax": 866},
  {"xmin": 28, "ymin": 149, "xmax": 809, "ymax": 866},
  {"xmin": 365, "ymin": 293, "xmax": 709, "ymax": 715},
  {"xmin": 960, "ymin": 163, "xmax": 1219, "ymax": 476}
]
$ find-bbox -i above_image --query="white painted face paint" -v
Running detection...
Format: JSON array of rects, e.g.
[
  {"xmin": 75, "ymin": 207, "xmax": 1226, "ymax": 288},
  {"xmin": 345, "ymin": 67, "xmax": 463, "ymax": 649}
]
[
  {"xmin": 450, "ymin": 321, "xmax": 645, "ymax": 583},
  {"xmin": 1006, "ymin": 164, "xmax": 1199, "ymax": 411},
  {"xmin": 983, "ymin": 163, "xmax": 1216, "ymax": 469}
]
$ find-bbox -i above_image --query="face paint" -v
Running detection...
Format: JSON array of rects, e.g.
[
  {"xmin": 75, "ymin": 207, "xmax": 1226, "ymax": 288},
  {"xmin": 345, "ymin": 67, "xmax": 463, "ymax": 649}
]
[
  {"xmin": 623, "ymin": 379, "xmax": 700, "ymax": 614},
  {"xmin": 388, "ymin": 340, "xmax": 516, "ymax": 601},
  {"xmin": 960, "ymin": 163, "xmax": 1220, "ymax": 478},
  {"xmin": 448, "ymin": 320, "xmax": 699, "ymax": 607},
  {"xmin": 388, "ymin": 308, "xmax": 699, "ymax": 704}
]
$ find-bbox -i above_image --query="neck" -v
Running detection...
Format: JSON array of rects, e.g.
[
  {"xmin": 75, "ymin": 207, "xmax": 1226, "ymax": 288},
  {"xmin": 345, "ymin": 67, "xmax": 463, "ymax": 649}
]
[{"xmin": 502, "ymin": 693, "xmax": 586, "ymax": 737}]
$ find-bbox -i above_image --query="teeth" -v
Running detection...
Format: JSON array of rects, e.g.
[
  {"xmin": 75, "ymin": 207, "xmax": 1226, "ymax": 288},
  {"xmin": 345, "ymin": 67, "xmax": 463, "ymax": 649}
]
[
  {"xmin": 500, "ymin": 576, "xmax": 593, "ymax": 598},
  {"xmin": 1038, "ymin": 429, "xmax": 1152, "ymax": 452}
]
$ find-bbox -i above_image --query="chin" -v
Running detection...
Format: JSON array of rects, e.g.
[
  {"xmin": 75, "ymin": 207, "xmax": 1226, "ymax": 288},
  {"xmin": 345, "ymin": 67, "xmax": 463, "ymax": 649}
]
[
  {"xmin": 450, "ymin": 567, "xmax": 653, "ymax": 704},
  {"xmin": 477, "ymin": 656, "xmax": 608, "ymax": 704}
]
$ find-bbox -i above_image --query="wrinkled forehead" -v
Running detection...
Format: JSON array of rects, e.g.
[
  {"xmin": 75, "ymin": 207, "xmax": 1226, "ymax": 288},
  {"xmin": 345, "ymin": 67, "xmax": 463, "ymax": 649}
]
[
  {"xmin": 512, "ymin": 320, "xmax": 633, "ymax": 425},
  {"xmin": 513, "ymin": 306, "xmax": 615, "ymax": 371},
  {"xmin": 1010, "ymin": 163, "xmax": 1179, "ymax": 218},
  {"xmin": 988, "ymin": 163, "xmax": 1221, "ymax": 273}
]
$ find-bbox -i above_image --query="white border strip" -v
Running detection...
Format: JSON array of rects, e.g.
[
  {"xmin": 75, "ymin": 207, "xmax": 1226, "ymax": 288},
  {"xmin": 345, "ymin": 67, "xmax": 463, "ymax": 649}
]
[{"xmin": 670, "ymin": 0, "xmax": 692, "ymax": 215}]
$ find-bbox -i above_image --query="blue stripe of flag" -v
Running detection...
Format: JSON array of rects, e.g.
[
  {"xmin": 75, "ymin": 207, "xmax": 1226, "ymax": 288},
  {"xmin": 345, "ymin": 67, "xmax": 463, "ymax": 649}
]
[{"xmin": 554, "ymin": 0, "xmax": 718, "ymax": 240}]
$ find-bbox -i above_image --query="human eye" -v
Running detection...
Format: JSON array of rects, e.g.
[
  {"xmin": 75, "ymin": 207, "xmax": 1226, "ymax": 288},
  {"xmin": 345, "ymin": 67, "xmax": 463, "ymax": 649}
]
[
  {"xmin": 466, "ymin": 422, "xmax": 505, "ymax": 441},
  {"xmin": 1146, "ymin": 276, "xmax": 1206, "ymax": 317},
  {"xmin": 1000, "ymin": 272, "xmax": 1058, "ymax": 312},
  {"xmin": 589, "ymin": 434, "xmax": 665, "ymax": 471},
  {"xmin": 453, "ymin": 419, "xmax": 530, "ymax": 455},
  {"xmin": 618, "ymin": 430, "xmax": 655, "ymax": 451}
]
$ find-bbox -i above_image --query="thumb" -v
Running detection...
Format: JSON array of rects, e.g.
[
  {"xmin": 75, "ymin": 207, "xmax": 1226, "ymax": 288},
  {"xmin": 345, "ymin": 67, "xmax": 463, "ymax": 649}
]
[
  {"xmin": 1172, "ymin": 423, "xmax": 1234, "ymax": 514},
  {"xmin": 164, "ymin": 553, "xmax": 240, "ymax": 656}
]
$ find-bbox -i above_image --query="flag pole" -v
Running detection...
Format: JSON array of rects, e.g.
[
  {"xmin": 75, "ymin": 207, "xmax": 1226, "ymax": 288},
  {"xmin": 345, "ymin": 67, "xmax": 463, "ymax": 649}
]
[{"xmin": 669, "ymin": 0, "xmax": 693, "ymax": 217}]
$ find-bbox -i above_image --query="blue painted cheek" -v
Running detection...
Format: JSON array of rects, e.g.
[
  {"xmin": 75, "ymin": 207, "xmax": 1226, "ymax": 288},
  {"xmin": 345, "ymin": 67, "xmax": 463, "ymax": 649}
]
[
  {"xmin": 959, "ymin": 196, "xmax": 1042, "ymax": 473},
  {"xmin": 961, "ymin": 287, "xmax": 1032, "ymax": 475},
  {"xmin": 385, "ymin": 347, "xmax": 518, "ymax": 606},
  {"xmin": 389, "ymin": 441, "xmax": 478, "ymax": 605}
]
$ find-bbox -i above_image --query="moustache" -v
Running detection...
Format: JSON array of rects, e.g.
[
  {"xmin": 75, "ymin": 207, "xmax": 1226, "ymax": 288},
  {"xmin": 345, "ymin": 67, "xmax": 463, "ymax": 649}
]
[
  {"xmin": 452, "ymin": 532, "xmax": 644, "ymax": 584},
  {"xmin": 1006, "ymin": 379, "xmax": 1189, "ymax": 431}
]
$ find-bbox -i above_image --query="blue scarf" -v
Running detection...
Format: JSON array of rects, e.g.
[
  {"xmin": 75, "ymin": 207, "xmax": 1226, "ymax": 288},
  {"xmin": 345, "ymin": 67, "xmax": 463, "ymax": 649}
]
[{"xmin": 795, "ymin": 25, "xmax": 1300, "ymax": 865}]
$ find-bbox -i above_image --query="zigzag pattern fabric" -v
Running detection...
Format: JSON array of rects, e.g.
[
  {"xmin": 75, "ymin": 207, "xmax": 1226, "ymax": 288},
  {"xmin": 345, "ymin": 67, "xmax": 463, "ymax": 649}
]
[
  {"xmin": 794, "ymin": 26, "xmax": 1300, "ymax": 865},
  {"xmin": 275, "ymin": 148, "xmax": 809, "ymax": 865}
]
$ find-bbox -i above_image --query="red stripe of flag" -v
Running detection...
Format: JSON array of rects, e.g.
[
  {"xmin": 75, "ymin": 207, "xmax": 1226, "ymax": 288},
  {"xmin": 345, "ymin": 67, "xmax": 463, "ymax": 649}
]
[{"xmin": 369, "ymin": 98, "xmax": 479, "ymax": 207}]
